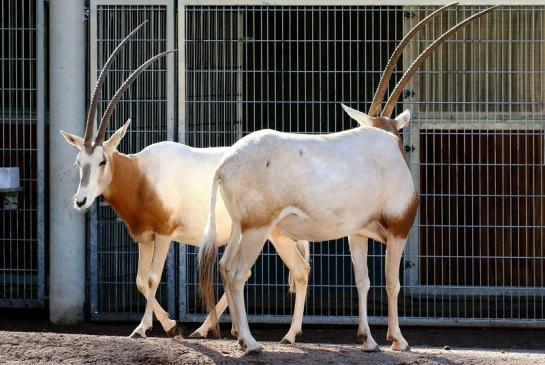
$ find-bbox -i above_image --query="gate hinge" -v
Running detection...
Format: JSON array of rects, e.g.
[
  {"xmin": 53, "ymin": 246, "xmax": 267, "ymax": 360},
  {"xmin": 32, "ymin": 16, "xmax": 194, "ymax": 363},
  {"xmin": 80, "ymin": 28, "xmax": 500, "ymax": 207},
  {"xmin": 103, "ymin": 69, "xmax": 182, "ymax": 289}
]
[
  {"xmin": 404, "ymin": 145, "xmax": 415, "ymax": 153},
  {"xmin": 83, "ymin": 6, "xmax": 90, "ymax": 21},
  {"xmin": 402, "ymin": 89, "xmax": 415, "ymax": 99}
]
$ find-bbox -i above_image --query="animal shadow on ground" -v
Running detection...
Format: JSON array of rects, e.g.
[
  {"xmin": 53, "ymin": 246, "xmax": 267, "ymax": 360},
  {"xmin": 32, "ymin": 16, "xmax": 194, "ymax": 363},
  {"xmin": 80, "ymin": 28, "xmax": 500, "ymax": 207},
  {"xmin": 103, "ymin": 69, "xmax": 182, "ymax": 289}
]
[{"xmin": 178, "ymin": 337, "xmax": 459, "ymax": 365}]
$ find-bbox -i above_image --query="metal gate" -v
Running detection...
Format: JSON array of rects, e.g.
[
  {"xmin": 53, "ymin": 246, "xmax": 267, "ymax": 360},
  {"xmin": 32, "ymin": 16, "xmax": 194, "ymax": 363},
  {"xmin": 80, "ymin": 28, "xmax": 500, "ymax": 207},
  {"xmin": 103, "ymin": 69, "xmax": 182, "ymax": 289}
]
[
  {"xmin": 177, "ymin": 2, "xmax": 545, "ymax": 327},
  {"xmin": 0, "ymin": 0, "xmax": 45, "ymax": 308},
  {"xmin": 88, "ymin": 0, "xmax": 176, "ymax": 320}
]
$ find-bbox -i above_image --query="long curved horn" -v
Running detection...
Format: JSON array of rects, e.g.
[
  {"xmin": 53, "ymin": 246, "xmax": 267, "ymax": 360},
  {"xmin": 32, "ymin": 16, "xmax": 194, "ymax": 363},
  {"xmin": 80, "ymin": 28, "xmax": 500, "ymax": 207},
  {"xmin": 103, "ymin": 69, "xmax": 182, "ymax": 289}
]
[
  {"xmin": 84, "ymin": 20, "xmax": 148, "ymax": 147},
  {"xmin": 368, "ymin": 2, "xmax": 458, "ymax": 117},
  {"xmin": 95, "ymin": 49, "xmax": 177, "ymax": 146},
  {"xmin": 381, "ymin": 5, "xmax": 500, "ymax": 118}
]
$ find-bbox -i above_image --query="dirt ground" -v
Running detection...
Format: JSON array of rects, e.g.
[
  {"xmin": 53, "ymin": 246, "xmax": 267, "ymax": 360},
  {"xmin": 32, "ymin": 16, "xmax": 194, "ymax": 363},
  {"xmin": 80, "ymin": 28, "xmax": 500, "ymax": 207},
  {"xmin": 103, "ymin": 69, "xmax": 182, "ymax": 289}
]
[{"xmin": 1, "ymin": 316, "xmax": 545, "ymax": 364}]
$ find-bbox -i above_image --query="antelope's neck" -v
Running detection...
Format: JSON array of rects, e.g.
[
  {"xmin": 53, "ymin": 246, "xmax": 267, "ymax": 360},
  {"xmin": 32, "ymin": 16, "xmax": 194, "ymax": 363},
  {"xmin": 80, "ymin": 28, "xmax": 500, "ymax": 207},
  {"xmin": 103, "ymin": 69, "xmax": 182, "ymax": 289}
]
[
  {"xmin": 102, "ymin": 151, "xmax": 177, "ymax": 241},
  {"xmin": 102, "ymin": 151, "xmax": 139, "ymax": 206}
]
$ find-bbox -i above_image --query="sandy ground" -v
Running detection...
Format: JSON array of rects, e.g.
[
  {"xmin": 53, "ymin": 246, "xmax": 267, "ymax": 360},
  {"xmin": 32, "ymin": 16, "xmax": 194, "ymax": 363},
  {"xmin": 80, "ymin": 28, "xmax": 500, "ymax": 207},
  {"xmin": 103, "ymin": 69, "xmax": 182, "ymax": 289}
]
[
  {"xmin": 1, "ymin": 330, "xmax": 544, "ymax": 365},
  {"xmin": 0, "ymin": 318, "xmax": 544, "ymax": 364}
]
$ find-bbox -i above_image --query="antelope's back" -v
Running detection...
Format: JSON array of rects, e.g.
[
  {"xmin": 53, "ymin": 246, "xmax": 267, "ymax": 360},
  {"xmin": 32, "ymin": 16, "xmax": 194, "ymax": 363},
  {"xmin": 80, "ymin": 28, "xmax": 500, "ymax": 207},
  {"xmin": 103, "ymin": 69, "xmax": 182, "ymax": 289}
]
[{"xmin": 218, "ymin": 127, "xmax": 415, "ymax": 233}]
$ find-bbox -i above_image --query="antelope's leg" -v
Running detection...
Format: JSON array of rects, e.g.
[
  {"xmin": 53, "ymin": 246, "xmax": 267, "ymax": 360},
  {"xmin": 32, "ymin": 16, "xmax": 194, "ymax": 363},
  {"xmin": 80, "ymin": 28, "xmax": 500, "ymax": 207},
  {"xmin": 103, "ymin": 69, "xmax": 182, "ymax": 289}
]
[
  {"xmin": 385, "ymin": 237, "xmax": 409, "ymax": 351},
  {"xmin": 130, "ymin": 236, "xmax": 171, "ymax": 338},
  {"xmin": 269, "ymin": 229, "xmax": 310, "ymax": 345},
  {"xmin": 348, "ymin": 234, "xmax": 378, "ymax": 352},
  {"xmin": 222, "ymin": 226, "xmax": 269, "ymax": 355},
  {"xmin": 130, "ymin": 241, "xmax": 175, "ymax": 338},
  {"xmin": 218, "ymin": 223, "xmax": 242, "ymax": 339},
  {"xmin": 189, "ymin": 293, "xmax": 228, "ymax": 338}
]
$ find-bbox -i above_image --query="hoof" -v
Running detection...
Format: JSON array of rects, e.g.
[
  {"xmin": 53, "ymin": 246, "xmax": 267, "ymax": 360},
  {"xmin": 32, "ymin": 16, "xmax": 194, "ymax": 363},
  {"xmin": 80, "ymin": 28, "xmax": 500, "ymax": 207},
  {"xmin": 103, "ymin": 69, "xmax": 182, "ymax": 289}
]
[
  {"xmin": 166, "ymin": 324, "xmax": 177, "ymax": 338},
  {"xmin": 280, "ymin": 337, "xmax": 294, "ymax": 345},
  {"xmin": 362, "ymin": 345, "xmax": 380, "ymax": 353},
  {"xmin": 244, "ymin": 345, "xmax": 263, "ymax": 356},
  {"xmin": 129, "ymin": 332, "xmax": 146, "ymax": 339},
  {"xmin": 391, "ymin": 342, "xmax": 410, "ymax": 352},
  {"xmin": 188, "ymin": 330, "xmax": 205, "ymax": 339}
]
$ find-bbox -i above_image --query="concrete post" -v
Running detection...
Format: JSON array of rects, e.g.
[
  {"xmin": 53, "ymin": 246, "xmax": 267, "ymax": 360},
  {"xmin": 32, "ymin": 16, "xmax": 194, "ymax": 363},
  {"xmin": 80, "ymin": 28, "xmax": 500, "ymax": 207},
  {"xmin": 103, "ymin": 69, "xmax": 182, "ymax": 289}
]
[{"xmin": 49, "ymin": 0, "xmax": 86, "ymax": 324}]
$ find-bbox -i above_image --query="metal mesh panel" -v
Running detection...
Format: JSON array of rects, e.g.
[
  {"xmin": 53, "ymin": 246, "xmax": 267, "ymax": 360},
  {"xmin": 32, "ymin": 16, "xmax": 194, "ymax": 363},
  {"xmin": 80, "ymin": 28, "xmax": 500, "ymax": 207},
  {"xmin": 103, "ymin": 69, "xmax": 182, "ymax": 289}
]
[
  {"xmin": 180, "ymin": 5, "xmax": 545, "ymax": 326},
  {"xmin": 90, "ymin": 3, "xmax": 175, "ymax": 319},
  {"xmin": 0, "ymin": 0, "xmax": 44, "ymax": 307}
]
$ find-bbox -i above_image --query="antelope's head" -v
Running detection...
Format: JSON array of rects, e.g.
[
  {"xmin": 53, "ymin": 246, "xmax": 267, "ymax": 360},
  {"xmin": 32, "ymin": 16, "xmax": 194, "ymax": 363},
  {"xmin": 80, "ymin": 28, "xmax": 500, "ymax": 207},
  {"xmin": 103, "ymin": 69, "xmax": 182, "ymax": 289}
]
[
  {"xmin": 60, "ymin": 20, "xmax": 176, "ymax": 211},
  {"xmin": 60, "ymin": 121, "xmax": 130, "ymax": 210},
  {"xmin": 341, "ymin": 2, "xmax": 499, "ymax": 140}
]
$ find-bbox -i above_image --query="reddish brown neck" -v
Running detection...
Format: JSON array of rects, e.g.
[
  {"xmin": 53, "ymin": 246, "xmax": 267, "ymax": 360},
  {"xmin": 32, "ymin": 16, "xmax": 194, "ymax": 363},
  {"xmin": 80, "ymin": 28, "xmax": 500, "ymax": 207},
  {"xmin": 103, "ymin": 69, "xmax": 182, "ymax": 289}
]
[
  {"xmin": 101, "ymin": 151, "xmax": 177, "ymax": 238},
  {"xmin": 101, "ymin": 151, "xmax": 142, "ymax": 228}
]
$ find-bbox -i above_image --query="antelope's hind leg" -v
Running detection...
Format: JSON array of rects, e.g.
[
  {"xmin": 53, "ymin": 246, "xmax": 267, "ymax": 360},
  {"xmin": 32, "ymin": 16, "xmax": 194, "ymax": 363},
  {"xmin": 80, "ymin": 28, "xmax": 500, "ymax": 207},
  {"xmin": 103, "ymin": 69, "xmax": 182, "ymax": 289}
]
[
  {"xmin": 385, "ymin": 236, "xmax": 409, "ymax": 351},
  {"xmin": 221, "ymin": 226, "xmax": 269, "ymax": 355},
  {"xmin": 348, "ymin": 235, "xmax": 379, "ymax": 352}
]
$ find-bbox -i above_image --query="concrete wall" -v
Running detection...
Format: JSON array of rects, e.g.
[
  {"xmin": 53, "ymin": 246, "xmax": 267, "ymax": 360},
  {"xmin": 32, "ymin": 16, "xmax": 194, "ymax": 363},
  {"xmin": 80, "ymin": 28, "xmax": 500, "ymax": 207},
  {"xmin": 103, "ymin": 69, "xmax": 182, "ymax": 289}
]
[{"xmin": 49, "ymin": 0, "xmax": 86, "ymax": 324}]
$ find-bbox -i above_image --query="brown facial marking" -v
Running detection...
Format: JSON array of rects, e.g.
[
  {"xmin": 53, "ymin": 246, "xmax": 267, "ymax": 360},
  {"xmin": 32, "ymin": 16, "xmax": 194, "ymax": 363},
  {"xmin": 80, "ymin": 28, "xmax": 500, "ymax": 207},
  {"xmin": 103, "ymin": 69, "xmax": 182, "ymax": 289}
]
[
  {"xmin": 102, "ymin": 151, "xmax": 181, "ymax": 239},
  {"xmin": 377, "ymin": 194, "xmax": 419, "ymax": 239},
  {"xmin": 80, "ymin": 163, "xmax": 91, "ymax": 187}
]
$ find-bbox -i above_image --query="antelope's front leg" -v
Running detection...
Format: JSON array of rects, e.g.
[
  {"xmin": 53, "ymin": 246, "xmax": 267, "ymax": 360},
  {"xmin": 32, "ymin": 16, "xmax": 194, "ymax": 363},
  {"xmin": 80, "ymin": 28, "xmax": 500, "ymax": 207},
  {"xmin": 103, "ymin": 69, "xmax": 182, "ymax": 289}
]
[
  {"xmin": 130, "ymin": 236, "xmax": 171, "ymax": 338},
  {"xmin": 269, "ymin": 229, "xmax": 310, "ymax": 345},
  {"xmin": 130, "ymin": 241, "xmax": 176, "ymax": 338},
  {"xmin": 190, "ymin": 269, "xmax": 251, "ymax": 339},
  {"xmin": 189, "ymin": 293, "xmax": 228, "ymax": 338}
]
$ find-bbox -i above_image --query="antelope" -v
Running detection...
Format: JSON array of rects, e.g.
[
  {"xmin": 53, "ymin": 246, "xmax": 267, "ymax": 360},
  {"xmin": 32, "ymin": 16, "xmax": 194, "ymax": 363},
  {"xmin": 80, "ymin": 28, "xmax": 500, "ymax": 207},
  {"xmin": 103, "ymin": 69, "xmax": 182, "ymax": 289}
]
[
  {"xmin": 60, "ymin": 21, "xmax": 311, "ymax": 344},
  {"xmin": 198, "ymin": 4, "xmax": 499, "ymax": 355}
]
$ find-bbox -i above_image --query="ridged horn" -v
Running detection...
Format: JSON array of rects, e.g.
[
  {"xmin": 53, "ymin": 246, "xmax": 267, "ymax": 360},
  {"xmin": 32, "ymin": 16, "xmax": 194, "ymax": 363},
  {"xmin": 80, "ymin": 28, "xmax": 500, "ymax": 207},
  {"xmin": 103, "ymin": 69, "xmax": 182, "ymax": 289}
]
[
  {"xmin": 95, "ymin": 49, "xmax": 177, "ymax": 146},
  {"xmin": 84, "ymin": 20, "xmax": 148, "ymax": 147},
  {"xmin": 368, "ymin": 2, "xmax": 458, "ymax": 117},
  {"xmin": 381, "ymin": 5, "xmax": 501, "ymax": 118}
]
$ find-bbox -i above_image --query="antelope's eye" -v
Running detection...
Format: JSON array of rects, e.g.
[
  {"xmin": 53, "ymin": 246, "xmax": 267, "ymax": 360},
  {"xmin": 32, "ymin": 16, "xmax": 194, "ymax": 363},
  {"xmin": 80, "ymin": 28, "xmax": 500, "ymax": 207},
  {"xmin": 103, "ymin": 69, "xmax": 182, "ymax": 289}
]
[
  {"xmin": 99, "ymin": 159, "xmax": 107, "ymax": 166},
  {"xmin": 76, "ymin": 160, "xmax": 81, "ymax": 166}
]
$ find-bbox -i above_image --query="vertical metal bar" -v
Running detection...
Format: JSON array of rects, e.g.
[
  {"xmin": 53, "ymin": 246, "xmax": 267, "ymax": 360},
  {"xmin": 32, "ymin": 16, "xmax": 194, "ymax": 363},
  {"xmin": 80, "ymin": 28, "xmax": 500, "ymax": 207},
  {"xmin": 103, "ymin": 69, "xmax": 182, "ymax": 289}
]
[
  {"xmin": 89, "ymin": 0, "xmax": 99, "ymax": 319},
  {"xmin": 177, "ymin": 1, "xmax": 188, "ymax": 321},
  {"xmin": 167, "ymin": 0, "xmax": 175, "ymax": 142},
  {"xmin": 178, "ymin": 0, "xmax": 187, "ymax": 143},
  {"xmin": 166, "ymin": 0, "xmax": 176, "ymax": 320},
  {"xmin": 236, "ymin": 9, "xmax": 243, "ymax": 140},
  {"xmin": 403, "ymin": 4, "xmax": 421, "ymax": 292},
  {"xmin": 36, "ymin": 0, "xmax": 45, "ymax": 305}
]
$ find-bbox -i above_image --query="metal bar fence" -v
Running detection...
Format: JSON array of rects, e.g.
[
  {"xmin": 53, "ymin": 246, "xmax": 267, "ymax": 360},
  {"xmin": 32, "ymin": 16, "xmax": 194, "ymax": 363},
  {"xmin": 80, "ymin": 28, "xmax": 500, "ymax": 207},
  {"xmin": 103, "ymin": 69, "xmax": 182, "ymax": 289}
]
[
  {"xmin": 178, "ymin": 4, "xmax": 545, "ymax": 327},
  {"xmin": 0, "ymin": 0, "xmax": 45, "ymax": 308},
  {"xmin": 88, "ymin": 0, "xmax": 176, "ymax": 320}
]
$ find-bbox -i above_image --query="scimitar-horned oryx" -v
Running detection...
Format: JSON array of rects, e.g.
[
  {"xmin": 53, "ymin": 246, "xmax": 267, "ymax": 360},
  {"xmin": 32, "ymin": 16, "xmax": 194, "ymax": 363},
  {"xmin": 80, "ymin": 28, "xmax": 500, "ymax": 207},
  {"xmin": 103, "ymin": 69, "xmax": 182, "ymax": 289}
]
[
  {"xmin": 198, "ymin": 4, "xmax": 500, "ymax": 355},
  {"xmin": 60, "ymin": 21, "xmax": 311, "ymax": 344}
]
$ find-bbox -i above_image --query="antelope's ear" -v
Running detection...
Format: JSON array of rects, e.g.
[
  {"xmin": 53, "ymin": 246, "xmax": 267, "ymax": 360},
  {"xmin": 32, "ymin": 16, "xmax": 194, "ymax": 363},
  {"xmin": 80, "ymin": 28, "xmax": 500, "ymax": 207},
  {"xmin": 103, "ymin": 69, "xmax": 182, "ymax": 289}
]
[
  {"xmin": 341, "ymin": 103, "xmax": 374, "ymax": 127},
  {"xmin": 104, "ymin": 119, "xmax": 131, "ymax": 151},
  {"xmin": 394, "ymin": 109, "xmax": 411, "ymax": 130},
  {"xmin": 60, "ymin": 130, "xmax": 84, "ymax": 150}
]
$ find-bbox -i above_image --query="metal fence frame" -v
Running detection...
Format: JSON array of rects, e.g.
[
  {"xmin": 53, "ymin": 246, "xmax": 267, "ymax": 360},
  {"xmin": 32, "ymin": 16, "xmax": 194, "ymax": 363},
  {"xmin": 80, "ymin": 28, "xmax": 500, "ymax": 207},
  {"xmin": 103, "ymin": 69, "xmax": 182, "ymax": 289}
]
[
  {"xmin": 0, "ymin": 0, "xmax": 46, "ymax": 309},
  {"xmin": 88, "ymin": 0, "xmax": 176, "ymax": 320},
  {"xmin": 176, "ymin": 1, "xmax": 545, "ymax": 327},
  {"xmin": 83, "ymin": 0, "xmax": 545, "ymax": 327}
]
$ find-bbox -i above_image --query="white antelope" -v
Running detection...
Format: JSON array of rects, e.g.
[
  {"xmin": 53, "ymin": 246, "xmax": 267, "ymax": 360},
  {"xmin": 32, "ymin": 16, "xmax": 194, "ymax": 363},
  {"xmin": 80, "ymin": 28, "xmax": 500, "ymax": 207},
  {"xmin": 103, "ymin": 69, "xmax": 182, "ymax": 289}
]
[
  {"xmin": 199, "ymin": 4, "xmax": 499, "ymax": 355},
  {"xmin": 60, "ymin": 21, "xmax": 311, "ymax": 344}
]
